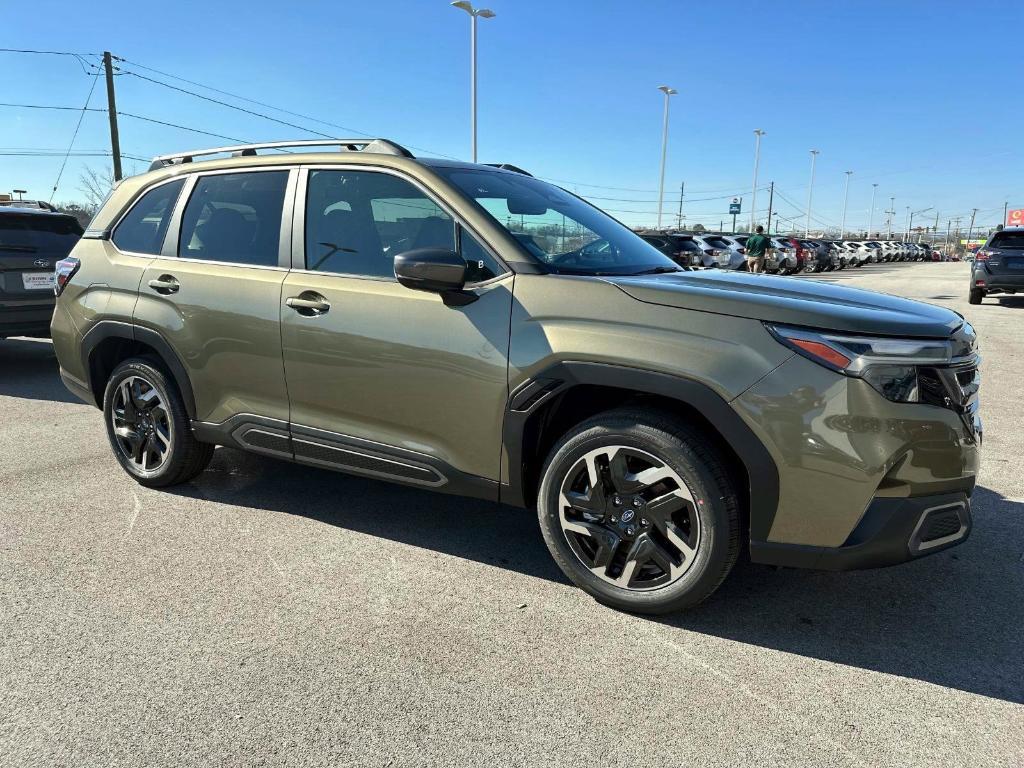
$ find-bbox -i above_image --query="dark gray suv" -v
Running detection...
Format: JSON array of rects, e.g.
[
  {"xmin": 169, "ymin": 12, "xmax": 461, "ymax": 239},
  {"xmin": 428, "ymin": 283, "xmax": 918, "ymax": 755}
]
[{"xmin": 970, "ymin": 227, "xmax": 1024, "ymax": 304}]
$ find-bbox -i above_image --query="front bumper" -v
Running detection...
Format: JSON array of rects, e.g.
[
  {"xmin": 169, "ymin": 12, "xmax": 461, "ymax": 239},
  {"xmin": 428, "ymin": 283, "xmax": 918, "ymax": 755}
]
[{"xmin": 750, "ymin": 491, "xmax": 972, "ymax": 570}]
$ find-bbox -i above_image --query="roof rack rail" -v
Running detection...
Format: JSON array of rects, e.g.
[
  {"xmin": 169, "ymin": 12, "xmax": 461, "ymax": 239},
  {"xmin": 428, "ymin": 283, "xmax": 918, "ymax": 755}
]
[
  {"xmin": 148, "ymin": 139, "xmax": 414, "ymax": 171},
  {"xmin": 484, "ymin": 163, "xmax": 533, "ymax": 177}
]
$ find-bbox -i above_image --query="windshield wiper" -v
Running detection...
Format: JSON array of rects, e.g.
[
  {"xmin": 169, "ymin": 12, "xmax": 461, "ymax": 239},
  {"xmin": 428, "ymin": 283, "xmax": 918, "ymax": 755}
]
[{"xmin": 631, "ymin": 266, "xmax": 683, "ymax": 275}]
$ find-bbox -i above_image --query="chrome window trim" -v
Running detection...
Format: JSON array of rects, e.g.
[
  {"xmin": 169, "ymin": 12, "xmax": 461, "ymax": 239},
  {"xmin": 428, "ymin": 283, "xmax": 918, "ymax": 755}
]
[
  {"xmin": 107, "ymin": 176, "xmax": 188, "ymax": 260},
  {"xmin": 294, "ymin": 164, "xmax": 510, "ymax": 285}
]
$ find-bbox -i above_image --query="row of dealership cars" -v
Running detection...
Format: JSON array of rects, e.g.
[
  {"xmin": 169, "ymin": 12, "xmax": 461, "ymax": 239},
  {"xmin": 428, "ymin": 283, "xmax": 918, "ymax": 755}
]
[{"xmin": 638, "ymin": 231, "xmax": 948, "ymax": 274}]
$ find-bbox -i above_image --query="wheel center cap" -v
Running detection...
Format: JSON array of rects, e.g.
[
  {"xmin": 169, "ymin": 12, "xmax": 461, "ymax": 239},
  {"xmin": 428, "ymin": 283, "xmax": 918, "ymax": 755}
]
[{"xmin": 621, "ymin": 509, "xmax": 635, "ymax": 524}]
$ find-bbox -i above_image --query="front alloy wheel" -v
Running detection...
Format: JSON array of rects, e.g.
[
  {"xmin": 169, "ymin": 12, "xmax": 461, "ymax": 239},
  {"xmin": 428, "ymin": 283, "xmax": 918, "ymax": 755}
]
[
  {"xmin": 537, "ymin": 409, "xmax": 740, "ymax": 613},
  {"xmin": 558, "ymin": 446, "xmax": 700, "ymax": 590}
]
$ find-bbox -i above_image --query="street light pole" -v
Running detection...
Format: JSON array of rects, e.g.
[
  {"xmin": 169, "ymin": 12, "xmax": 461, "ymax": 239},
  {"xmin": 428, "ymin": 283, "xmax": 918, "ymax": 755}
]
[
  {"xmin": 805, "ymin": 149, "xmax": 819, "ymax": 236},
  {"xmin": 750, "ymin": 129, "xmax": 765, "ymax": 232},
  {"xmin": 887, "ymin": 197, "xmax": 895, "ymax": 238},
  {"xmin": 451, "ymin": 2, "xmax": 495, "ymax": 163},
  {"xmin": 656, "ymin": 85, "xmax": 677, "ymax": 229},
  {"xmin": 839, "ymin": 170, "xmax": 853, "ymax": 239},
  {"xmin": 867, "ymin": 183, "xmax": 878, "ymax": 238}
]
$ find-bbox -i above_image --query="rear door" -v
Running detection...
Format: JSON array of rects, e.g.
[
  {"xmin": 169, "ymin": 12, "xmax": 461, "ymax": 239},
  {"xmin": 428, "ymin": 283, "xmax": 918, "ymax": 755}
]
[
  {"xmin": 0, "ymin": 211, "xmax": 82, "ymax": 334},
  {"xmin": 135, "ymin": 168, "xmax": 295, "ymax": 425}
]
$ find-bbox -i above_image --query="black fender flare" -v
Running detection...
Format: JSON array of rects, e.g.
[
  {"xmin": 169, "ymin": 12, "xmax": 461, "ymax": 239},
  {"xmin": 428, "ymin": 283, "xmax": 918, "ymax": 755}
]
[
  {"xmin": 80, "ymin": 320, "xmax": 198, "ymax": 418},
  {"xmin": 500, "ymin": 361, "xmax": 780, "ymax": 542}
]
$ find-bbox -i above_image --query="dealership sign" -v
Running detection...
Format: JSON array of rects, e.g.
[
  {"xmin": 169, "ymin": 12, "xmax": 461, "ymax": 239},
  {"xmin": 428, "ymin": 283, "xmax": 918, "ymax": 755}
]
[{"xmin": 1007, "ymin": 208, "xmax": 1024, "ymax": 227}]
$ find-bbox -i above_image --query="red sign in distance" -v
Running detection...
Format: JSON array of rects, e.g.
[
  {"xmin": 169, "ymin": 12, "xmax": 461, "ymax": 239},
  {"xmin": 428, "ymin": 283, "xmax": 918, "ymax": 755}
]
[{"xmin": 1007, "ymin": 208, "xmax": 1024, "ymax": 227}]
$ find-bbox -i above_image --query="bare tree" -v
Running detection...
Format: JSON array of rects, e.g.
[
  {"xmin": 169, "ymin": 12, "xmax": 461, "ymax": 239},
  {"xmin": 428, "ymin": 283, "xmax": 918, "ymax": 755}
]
[{"xmin": 78, "ymin": 165, "xmax": 115, "ymax": 214}]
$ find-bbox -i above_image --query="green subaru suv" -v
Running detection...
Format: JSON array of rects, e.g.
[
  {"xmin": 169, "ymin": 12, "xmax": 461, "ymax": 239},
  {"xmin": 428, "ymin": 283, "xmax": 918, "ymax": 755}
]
[{"xmin": 51, "ymin": 139, "xmax": 981, "ymax": 613}]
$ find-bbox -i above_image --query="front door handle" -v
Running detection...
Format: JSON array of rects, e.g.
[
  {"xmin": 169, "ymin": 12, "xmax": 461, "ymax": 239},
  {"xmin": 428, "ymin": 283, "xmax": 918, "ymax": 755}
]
[
  {"xmin": 286, "ymin": 292, "xmax": 331, "ymax": 316},
  {"xmin": 148, "ymin": 275, "xmax": 179, "ymax": 294}
]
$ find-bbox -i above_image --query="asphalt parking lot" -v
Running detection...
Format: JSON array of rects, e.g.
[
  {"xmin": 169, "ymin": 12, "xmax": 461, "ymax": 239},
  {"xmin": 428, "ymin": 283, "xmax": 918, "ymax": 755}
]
[{"xmin": 2, "ymin": 261, "xmax": 1022, "ymax": 767}]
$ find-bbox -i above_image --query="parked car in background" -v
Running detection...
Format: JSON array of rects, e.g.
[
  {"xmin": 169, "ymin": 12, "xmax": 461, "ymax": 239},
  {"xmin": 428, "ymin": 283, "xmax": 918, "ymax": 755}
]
[
  {"xmin": 847, "ymin": 240, "xmax": 877, "ymax": 265},
  {"xmin": 769, "ymin": 236, "xmax": 801, "ymax": 274},
  {"xmin": 692, "ymin": 234, "xmax": 737, "ymax": 269},
  {"xmin": 707, "ymin": 234, "xmax": 747, "ymax": 270},
  {"xmin": 638, "ymin": 232, "xmax": 700, "ymax": 268},
  {"xmin": 969, "ymin": 227, "xmax": 1024, "ymax": 304},
  {"xmin": 1, "ymin": 205, "xmax": 84, "ymax": 339}
]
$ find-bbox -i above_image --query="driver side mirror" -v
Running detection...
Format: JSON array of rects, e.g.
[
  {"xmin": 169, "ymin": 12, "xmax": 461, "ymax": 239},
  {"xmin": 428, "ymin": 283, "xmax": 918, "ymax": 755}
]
[{"xmin": 393, "ymin": 248, "xmax": 478, "ymax": 307}]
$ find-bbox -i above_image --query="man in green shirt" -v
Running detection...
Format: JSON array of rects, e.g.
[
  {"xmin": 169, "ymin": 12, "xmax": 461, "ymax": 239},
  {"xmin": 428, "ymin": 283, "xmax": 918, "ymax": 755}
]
[{"xmin": 745, "ymin": 225, "xmax": 771, "ymax": 274}]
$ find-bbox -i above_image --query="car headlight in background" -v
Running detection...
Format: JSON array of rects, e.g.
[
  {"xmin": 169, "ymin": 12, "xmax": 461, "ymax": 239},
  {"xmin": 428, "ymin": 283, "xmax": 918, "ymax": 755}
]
[{"xmin": 765, "ymin": 324, "xmax": 959, "ymax": 403}]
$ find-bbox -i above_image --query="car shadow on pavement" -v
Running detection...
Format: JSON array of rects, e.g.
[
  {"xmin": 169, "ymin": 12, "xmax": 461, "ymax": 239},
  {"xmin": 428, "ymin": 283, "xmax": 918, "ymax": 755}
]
[
  {"xmin": 666, "ymin": 485, "xmax": 1023, "ymax": 705},
  {"xmin": 173, "ymin": 450, "xmax": 1024, "ymax": 704},
  {"xmin": 0, "ymin": 338, "xmax": 83, "ymax": 404}
]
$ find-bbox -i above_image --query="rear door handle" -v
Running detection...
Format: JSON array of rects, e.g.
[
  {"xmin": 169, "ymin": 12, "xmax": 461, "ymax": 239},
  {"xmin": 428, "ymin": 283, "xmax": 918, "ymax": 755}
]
[
  {"xmin": 286, "ymin": 292, "xmax": 331, "ymax": 315},
  {"xmin": 148, "ymin": 275, "xmax": 179, "ymax": 294}
]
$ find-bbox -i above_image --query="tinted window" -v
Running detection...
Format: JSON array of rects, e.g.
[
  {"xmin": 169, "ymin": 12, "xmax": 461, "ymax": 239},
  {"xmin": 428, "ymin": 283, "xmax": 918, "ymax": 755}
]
[
  {"xmin": 306, "ymin": 170, "xmax": 456, "ymax": 278},
  {"xmin": 179, "ymin": 172, "xmax": 288, "ymax": 266},
  {"xmin": 990, "ymin": 232, "xmax": 1024, "ymax": 249},
  {"xmin": 0, "ymin": 213, "xmax": 82, "ymax": 257},
  {"xmin": 112, "ymin": 179, "xmax": 184, "ymax": 255},
  {"xmin": 703, "ymin": 237, "xmax": 731, "ymax": 248},
  {"xmin": 459, "ymin": 226, "xmax": 503, "ymax": 283}
]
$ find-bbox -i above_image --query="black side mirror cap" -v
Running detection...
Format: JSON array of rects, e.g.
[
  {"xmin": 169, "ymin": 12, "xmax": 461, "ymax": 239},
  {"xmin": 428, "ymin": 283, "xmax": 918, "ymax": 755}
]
[{"xmin": 394, "ymin": 248, "xmax": 477, "ymax": 306}]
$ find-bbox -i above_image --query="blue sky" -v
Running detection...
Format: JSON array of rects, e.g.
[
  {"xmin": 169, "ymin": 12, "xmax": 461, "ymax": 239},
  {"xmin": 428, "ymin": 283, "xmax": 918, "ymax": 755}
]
[{"xmin": 3, "ymin": 0, "xmax": 1019, "ymax": 233}]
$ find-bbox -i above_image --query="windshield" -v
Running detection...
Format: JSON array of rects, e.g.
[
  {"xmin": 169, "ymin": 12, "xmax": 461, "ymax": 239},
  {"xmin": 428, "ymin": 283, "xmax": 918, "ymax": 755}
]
[
  {"xmin": 431, "ymin": 167, "xmax": 679, "ymax": 275},
  {"xmin": 0, "ymin": 213, "xmax": 83, "ymax": 255}
]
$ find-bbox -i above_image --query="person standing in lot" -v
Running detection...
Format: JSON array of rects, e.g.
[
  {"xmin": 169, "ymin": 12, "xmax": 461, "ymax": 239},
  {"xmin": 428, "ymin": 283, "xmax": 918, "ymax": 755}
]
[{"xmin": 745, "ymin": 225, "xmax": 771, "ymax": 273}]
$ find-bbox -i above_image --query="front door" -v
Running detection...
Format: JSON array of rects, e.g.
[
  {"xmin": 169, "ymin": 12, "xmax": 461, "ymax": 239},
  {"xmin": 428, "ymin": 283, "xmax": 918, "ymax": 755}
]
[
  {"xmin": 280, "ymin": 168, "xmax": 512, "ymax": 483},
  {"xmin": 135, "ymin": 169, "xmax": 295, "ymax": 425}
]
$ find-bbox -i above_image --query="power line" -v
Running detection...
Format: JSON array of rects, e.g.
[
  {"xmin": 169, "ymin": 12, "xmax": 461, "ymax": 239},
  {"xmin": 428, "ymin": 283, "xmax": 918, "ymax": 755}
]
[{"xmin": 50, "ymin": 71, "xmax": 102, "ymax": 202}]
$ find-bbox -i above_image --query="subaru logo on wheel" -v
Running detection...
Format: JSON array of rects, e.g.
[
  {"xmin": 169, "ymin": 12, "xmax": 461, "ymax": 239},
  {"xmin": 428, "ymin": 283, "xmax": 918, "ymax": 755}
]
[
  {"xmin": 621, "ymin": 509, "xmax": 635, "ymax": 523},
  {"xmin": 34, "ymin": 259, "xmax": 51, "ymax": 268}
]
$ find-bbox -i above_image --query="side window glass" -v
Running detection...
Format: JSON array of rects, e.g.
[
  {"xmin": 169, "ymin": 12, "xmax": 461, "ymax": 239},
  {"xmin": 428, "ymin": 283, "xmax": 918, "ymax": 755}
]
[
  {"xmin": 111, "ymin": 179, "xmax": 185, "ymax": 255},
  {"xmin": 305, "ymin": 170, "xmax": 455, "ymax": 278},
  {"xmin": 459, "ymin": 226, "xmax": 503, "ymax": 283},
  {"xmin": 178, "ymin": 171, "xmax": 288, "ymax": 267}
]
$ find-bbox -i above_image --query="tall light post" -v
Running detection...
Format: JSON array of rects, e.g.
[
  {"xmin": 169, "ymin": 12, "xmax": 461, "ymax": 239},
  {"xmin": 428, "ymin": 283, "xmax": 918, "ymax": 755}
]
[
  {"xmin": 887, "ymin": 196, "xmax": 895, "ymax": 238},
  {"xmin": 656, "ymin": 85, "xmax": 677, "ymax": 229},
  {"xmin": 805, "ymin": 149, "xmax": 819, "ymax": 236},
  {"xmin": 904, "ymin": 206, "xmax": 911, "ymax": 239},
  {"xmin": 451, "ymin": 1, "xmax": 496, "ymax": 163},
  {"xmin": 867, "ymin": 183, "xmax": 878, "ymax": 238},
  {"xmin": 839, "ymin": 170, "xmax": 853, "ymax": 239},
  {"xmin": 749, "ymin": 129, "xmax": 766, "ymax": 231}
]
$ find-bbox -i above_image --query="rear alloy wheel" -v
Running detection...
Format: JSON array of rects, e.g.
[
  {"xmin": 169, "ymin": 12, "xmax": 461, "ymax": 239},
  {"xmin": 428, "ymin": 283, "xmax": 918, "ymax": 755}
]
[
  {"xmin": 537, "ymin": 409, "xmax": 740, "ymax": 614},
  {"xmin": 968, "ymin": 287, "xmax": 984, "ymax": 305},
  {"xmin": 103, "ymin": 358, "xmax": 214, "ymax": 487}
]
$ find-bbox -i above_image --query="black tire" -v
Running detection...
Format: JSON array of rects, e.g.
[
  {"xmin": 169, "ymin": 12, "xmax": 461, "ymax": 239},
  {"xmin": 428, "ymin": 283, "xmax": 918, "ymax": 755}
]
[
  {"xmin": 536, "ymin": 408, "xmax": 740, "ymax": 614},
  {"xmin": 968, "ymin": 287, "xmax": 984, "ymax": 305},
  {"xmin": 103, "ymin": 357, "xmax": 214, "ymax": 487}
]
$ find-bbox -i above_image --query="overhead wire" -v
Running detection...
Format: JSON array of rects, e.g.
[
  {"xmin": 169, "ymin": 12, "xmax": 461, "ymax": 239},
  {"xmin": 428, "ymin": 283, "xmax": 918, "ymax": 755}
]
[{"xmin": 50, "ymin": 70, "xmax": 102, "ymax": 201}]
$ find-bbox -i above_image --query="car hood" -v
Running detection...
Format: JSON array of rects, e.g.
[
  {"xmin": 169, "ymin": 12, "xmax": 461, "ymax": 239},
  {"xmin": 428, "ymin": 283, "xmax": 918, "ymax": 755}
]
[{"xmin": 606, "ymin": 270, "xmax": 962, "ymax": 338}]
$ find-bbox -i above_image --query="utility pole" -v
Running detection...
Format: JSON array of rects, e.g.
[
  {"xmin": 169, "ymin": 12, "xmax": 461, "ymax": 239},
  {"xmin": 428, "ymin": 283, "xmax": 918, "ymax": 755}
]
[
  {"xmin": 886, "ymin": 197, "xmax": 895, "ymax": 239},
  {"xmin": 102, "ymin": 51, "xmax": 123, "ymax": 181},
  {"xmin": 932, "ymin": 211, "xmax": 939, "ymax": 241},
  {"xmin": 1004, "ymin": 201, "xmax": 1009, "ymax": 227},
  {"xmin": 965, "ymin": 208, "xmax": 978, "ymax": 252},
  {"xmin": 946, "ymin": 219, "xmax": 951, "ymax": 255},
  {"xmin": 676, "ymin": 181, "xmax": 684, "ymax": 230},
  {"xmin": 904, "ymin": 206, "xmax": 911, "ymax": 240},
  {"xmin": 765, "ymin": 181, "xmax": 774, "ymax": 233}
]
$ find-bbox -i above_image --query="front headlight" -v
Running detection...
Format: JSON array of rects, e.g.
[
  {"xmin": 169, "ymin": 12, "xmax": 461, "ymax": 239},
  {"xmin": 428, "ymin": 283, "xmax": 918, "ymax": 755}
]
[{"xmin": 765, "ymin": 324, "xmax": 956, "ymax": 403}]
